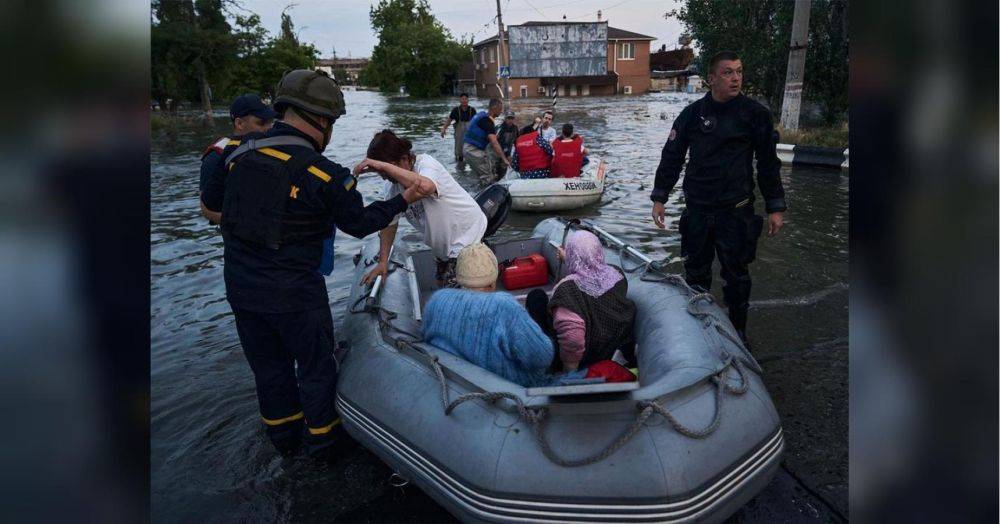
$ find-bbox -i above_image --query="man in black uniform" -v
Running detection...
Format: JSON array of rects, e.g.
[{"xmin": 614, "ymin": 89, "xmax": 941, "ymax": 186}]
[
  {"xmin": 650, "ymin": 51, "xmax": 786, "ymax": 349},
  {"xmin": 199, "ymin": 94, "xmax": 276, "ymax": 224},
  {"xmin": 202, "ymin": 69, "xmax": 434, "ymax": 456}
]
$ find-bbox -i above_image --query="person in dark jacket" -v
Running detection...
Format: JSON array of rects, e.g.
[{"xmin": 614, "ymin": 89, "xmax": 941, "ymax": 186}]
[
  {"xmin": 202, "ymin": 70, "xmax": 434, "ymax": 457},
  {"xmin": 649, "ymin": 51, "xmax": 787, "ymax": 349},
  {"xmin": 493, "ymin": 112, "xmax": 520, "ymax": 179},
  {"xmin": 199, "ymin": 94, "xmax": 276, "ymax": 224}
]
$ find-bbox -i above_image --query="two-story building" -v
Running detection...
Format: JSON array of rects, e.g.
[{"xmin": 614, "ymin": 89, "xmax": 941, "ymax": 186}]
[{"xmin": 472, "ymin": 21, "xmax": 654, "ymax": 99}]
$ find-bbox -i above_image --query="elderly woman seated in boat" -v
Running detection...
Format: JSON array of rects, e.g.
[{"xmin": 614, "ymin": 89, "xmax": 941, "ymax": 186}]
[
  {"xmin": 550, "ymin": 124, "xmax": 590, "ymax": 178},
  {"xmin": 423, "ymin": 243, "xmax": 555, "ymax": 387},
  {"xmin": 526, "ymin": 230, "xmax": 636, "ymax": 373}
]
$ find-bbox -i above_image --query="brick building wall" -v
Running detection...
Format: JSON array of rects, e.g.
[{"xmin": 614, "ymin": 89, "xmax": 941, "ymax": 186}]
[
  {"xmin": 473, "ymin": 25, "xmax": 653, "ymax": 98},
  {"xmin": 607, "ymin": 40, "xmax": 651, "ymax": 95}
]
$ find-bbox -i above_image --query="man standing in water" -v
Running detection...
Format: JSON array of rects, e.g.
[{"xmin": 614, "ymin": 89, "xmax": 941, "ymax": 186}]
[
  {"xmin": 199, "ymin": 94, "xmax": 276, "ymax": 224},
  {"xmin": 650, "ymin": 51, "xmax": 786, "ymax": 350},
  {"xmin": 202, "ymin": 69, "xmax": 434, "ymax": 457},
  {"xmin": 463, "ymin": 98, "xmax": 511, "ymax": 183},
  {"xmin": 440, "ymin": 93, "xmax": 476, "ymax": 163}
]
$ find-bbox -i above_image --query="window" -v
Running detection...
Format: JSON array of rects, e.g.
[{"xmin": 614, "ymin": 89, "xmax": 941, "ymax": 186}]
[
  {"xmin": 479, "ymin": 49, "xmax": 485, "ymax": 67},
  {"xmin": 538, "ymin": 86, "xmax": 546, "ymax": 94},
  {"xmin": 624, "ymin": 85, "xmax": 633, "ymax": 94},
  {"xmin": 616, "ymin": 42, "xmax": 635, "ymax": 60},
  {"xmin": 488, "ymin": 47, "xmax": 494, "ymax": 63},
  {"xmin": 520, "ymin": 85, "xmax": 527, "ymax": 98}
]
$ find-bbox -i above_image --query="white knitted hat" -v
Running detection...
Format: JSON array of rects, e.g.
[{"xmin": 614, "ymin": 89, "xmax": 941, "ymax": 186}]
[{"xmin": 456, "ymin": 243, "xmax": 498, "ymax": 288}]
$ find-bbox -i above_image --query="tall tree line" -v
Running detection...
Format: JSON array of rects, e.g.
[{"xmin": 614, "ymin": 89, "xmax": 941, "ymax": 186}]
[
  {"xmin": 362, "ymin": 0, "xmax": 472, "ymax": 97},
  {"xmin": 151, "ymin": 1, "xmax": 318, "ymax": 116},
  {"xmin": 670, "ymin": 0, "xmax": 848, "ymax": 125}
]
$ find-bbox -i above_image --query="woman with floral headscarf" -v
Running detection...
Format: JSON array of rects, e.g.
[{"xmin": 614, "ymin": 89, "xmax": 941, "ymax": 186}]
[{"xmin": 526, "ymin": 230, "xmax": 637, "ymax": 373}]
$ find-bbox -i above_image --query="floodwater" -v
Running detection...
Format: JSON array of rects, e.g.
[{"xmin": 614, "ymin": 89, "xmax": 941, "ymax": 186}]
[{"xmin": 151, "ymin": 91, "xmax": 848, "ymax": 522}]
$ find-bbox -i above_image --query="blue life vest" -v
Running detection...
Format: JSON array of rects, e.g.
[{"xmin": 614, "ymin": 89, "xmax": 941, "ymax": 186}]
[{"xmin": 463, "ymin": 111, "xmax": 491, "ymax": 150}]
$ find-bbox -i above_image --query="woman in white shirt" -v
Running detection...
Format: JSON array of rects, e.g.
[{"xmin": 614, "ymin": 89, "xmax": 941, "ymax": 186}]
[{"xmin": 354, "ymin": 129, "xmax": 488, "ymax": 288}]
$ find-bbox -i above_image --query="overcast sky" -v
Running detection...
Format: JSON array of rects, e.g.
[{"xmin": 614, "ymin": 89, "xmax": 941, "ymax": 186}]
[{"xmin": 236, "ymin": 0, "xmax": 687, "ymax": 59}]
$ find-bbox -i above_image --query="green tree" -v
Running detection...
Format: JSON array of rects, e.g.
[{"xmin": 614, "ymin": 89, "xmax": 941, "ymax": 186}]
[
  {"xmin": 226, "ymin": 14, "xmax": 271, "ymax": 97},
  {"xmin": 367, "ymin": 0, "xmax": 471, "ymax": 97},
  {"xmin": 151, "ymin": 0, "xmax": 199, "ymax": 113},
  {"xmin": 193, "ymin": 0, "xmax": 237, "ymax": 119},
  {"xmin": 332, "ymin": 67, "xmax": 350, "ymax": 85},
  {"xmin": 228, "ymin": 5, "xmax": 317, "ymax": 100},
  {"xmin": 256, "ymin": 37, "xmax": 319, "ymax": 99},
  {"xmin": 152, "ymin": 2, "xmax": 318, "ymax": 111},
  {"xmin": 669, "ymin": 0, "xmax": 848, "ymax": 124},
  {"xmin": 151, "ymin": 0, "xmax": 236, "ymax": 118}
]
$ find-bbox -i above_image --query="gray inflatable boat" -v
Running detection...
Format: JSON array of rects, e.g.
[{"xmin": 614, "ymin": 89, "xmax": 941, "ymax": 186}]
[{"xmin": 337, "ymin": 218, "xmax": 783, "ymax": 523}]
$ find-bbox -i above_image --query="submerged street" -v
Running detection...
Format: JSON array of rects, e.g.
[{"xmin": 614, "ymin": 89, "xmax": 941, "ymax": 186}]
[{"xmin": 151, "ymin": 90, "xmax": 847, "ymax": 522}]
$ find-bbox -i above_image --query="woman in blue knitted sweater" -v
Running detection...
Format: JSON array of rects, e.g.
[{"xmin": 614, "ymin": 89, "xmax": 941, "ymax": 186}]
[{"xmin": 422, "ymin": 243, "xmax": 554, "ymax": 387}]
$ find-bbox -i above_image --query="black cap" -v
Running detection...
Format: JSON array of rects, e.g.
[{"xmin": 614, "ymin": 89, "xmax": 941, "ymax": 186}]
[{"xmin": 230, "ymin": 94, "xmax": 278, "ymax": 121}]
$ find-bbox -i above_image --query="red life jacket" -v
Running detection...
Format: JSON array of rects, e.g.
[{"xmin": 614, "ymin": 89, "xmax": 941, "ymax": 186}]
[
  {"xmin": 550, "ymin": 135, "xmax": 584, "ymax": 178},
  {"xmin": 201, "ymin": 137, "xmax": 231, "ymax": 159},
  {"xmin": 514, "ymin": 131, "xmax": 550, "ymax": 173}
]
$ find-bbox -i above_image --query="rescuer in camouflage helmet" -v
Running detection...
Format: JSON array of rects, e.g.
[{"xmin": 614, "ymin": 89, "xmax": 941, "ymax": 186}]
[{"xmin": 273, "ymin": 69, "xmax": 346, "ymax": 149}]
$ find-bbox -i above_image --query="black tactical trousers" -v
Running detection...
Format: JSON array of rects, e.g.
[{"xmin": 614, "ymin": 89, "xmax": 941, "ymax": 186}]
[
  {"xmin": 232, "ymin": 306, "xmax": 344, "ymax": 456},
  {"xmin": 679, "ymin": 204, "xmax": 764, "ymax": 335}
]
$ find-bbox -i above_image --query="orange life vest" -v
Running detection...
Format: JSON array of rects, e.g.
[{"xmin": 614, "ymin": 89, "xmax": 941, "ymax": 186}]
[
  {"xmin": 550, "ymin": 135, "xmax": 584, "ymax": 178},
  {"xmin": 514, "ymin": 131, "xmax": 550, "ymax": 173}
]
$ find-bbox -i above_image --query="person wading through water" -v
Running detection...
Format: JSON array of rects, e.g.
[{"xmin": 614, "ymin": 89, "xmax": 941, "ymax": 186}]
[
  {"xmin": 462, "ymin": 98, "xmax": 511, "ymax": 184},
  {"xmin": 199, "ymin": 94, "xmax": 276, "ymax": 224},
  {"xmin": 440, "ymin": 93, "xmax": 475, "ymax": 164},
  {"xmin": 202, "ymin": 69, "xmax": 434, "ymax": 457}
]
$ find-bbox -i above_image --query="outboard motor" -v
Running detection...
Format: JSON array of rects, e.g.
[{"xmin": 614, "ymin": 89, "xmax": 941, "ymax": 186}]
[{"xmin": 475, "ymin": 184, "xmax": 511, "ymax": 240}]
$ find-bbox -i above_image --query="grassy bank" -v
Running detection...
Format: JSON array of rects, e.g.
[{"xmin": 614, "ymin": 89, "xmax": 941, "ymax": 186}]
[{"xmin": 776, "ymin": 123, "xmax": 848, "ymax": 149}]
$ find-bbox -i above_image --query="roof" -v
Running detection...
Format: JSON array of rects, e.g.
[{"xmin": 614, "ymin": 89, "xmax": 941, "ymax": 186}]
[
  {"xmin": 473, "ymin": 22, "xmax": 655, "ymax": 48},
  {"xmin": 606, "ymin": 27, "xmax": 657, "ymax": 40}
]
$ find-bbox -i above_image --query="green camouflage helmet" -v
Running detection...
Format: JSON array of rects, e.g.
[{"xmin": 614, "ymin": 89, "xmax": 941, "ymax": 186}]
[{"xmin": 273, "ymin": 69, "xmax": 346, "ymax": 121}]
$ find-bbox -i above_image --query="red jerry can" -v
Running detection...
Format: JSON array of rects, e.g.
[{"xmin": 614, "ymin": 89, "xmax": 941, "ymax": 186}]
[{"xmin": 500, "ymin": 254, "xmax": 549, "ymax": 290}]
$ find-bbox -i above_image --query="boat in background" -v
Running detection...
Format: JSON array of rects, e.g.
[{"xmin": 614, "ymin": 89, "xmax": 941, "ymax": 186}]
[{"xmin": 498, "ymin": 159, "xmax": 606, "ymax": 212}]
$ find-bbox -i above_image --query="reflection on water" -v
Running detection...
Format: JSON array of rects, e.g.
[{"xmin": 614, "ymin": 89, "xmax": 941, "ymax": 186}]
[{"xmin": 151, "ymin": 90, "xmax": 848, "ymax": 522}]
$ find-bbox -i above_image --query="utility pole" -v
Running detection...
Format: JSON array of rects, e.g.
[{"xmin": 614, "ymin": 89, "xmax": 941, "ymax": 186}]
[
  {"xmin": 495, "ymin": 0, "xmax": 509, "ymax": 112},
  {"xmin": 779, "ymin": 0, "xmax": 811, "ymax": 131}
]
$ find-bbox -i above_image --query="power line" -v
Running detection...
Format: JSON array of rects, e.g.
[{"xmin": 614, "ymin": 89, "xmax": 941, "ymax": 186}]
[{"xmin": 520, "ymin": 0, "xmax": 549, "ymax": 20}]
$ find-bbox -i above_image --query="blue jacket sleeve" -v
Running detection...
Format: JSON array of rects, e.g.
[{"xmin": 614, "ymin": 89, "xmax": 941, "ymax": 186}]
[
  {"xmin": 199, "ymin": 150, "xmax": 226, "ymax": 211},
  {"xmin": 651, "ymin": 106, "xmax": 692, "ymax": 203}
]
